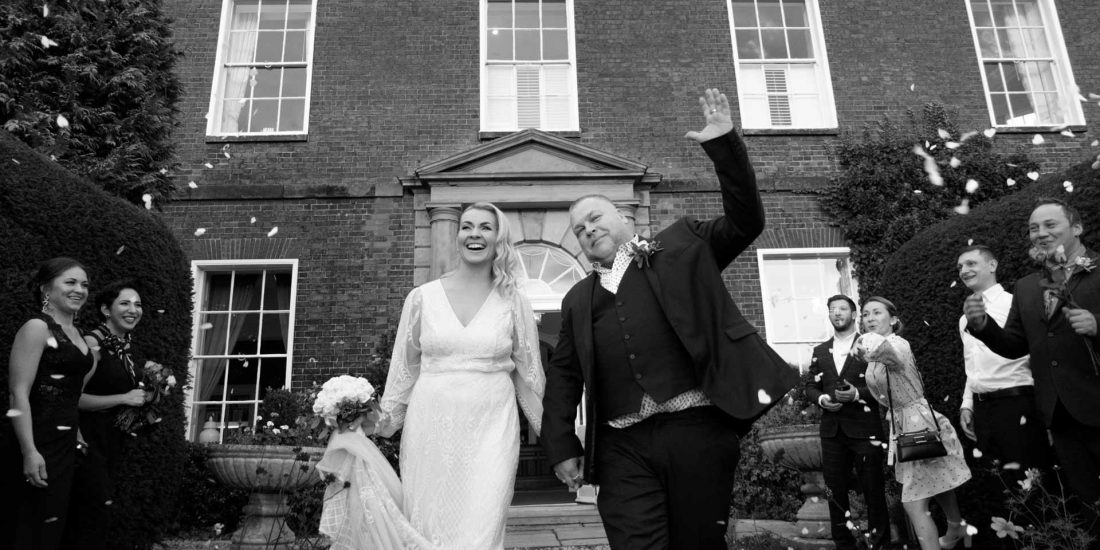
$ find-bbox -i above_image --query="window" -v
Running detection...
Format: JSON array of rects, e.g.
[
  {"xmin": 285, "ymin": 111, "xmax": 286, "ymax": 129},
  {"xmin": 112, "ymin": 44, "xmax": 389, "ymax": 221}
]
[
  {"xmin": 965, "ymin": 0, "xmax": 1084, "ymax": 127},
  {"xmin": 516, "ymin": 243, "xmax": 587, "ymax": 311},
  {"xmin": 206, "ymin": 0, "xmax": 316, "ymax": 136},
  {"xmin": 757, "ymin": 249, "xmax": 857, "ymax": 370},
  {"xmin": 187, "ymin": 261, "xmax": 298, "ymax": 441},
  {"xmin": 481, "ymin": 0, "xmax": 579, "ymax": 132},
  {"xmin": 726, "ymin": 0, "xmax": 837, "ymax": 129}
]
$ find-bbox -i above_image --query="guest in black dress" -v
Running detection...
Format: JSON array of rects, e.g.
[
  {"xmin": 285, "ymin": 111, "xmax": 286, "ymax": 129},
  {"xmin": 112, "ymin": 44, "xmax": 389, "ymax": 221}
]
[
  {"xmin": 3, "ymin": 258, "xmax": 94, "ymax": 550},
  {"xmin": 65, "ymin": 279, "xmax": 149, "ymax": 550}
]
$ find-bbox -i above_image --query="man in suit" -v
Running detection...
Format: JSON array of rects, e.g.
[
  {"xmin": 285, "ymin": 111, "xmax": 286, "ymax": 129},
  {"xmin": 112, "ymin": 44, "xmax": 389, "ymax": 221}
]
[
  {"xmin": 807, "ymin": 295, "xmax": 890, "ymax": 550},
  {"xmin": 964, "ymin": 198, "xmax": 1100, "ymax": 544},
  {"xmin": 540, "ymin": 88, "xmax": 798, "ymax": 549}
]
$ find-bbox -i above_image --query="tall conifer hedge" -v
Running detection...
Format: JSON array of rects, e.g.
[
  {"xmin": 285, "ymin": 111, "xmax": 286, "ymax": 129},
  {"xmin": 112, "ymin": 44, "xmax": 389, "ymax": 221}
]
[{"xmin": 0, "ymin": 130, "xmax": 192, "ymax": 548}]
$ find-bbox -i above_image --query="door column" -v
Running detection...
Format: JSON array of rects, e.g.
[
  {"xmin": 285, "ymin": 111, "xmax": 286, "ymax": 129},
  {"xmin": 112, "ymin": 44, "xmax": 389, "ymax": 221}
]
[{"xmin": 428, "ymin": 204, "xmax": 461, "ymax": 280}]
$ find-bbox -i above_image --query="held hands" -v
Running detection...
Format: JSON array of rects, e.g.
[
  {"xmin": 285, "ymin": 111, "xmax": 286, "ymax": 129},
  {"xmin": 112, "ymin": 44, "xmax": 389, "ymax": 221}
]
[
  {"xmin": 1063, "ymin": 307, "xmax": 1098, "ymax": 337},
  {"xmin": 959, "ymin": 408, "xmax": 977, "ymax": 442},
  {"xmin": 553, "ymin": 456, "xmax": 585, "ymax": 491},
  {"xmin": 23, "ymin": 450, "xmax": 48, "ymax": 488},
  {"xmin": 818, "ymin": 394, "xmax": 843, "ymax": 412},
  {"xmin": 684, "ymin": 88, "xmax": 734, "ymax": 143},
  {"xmin": 834, "ymin": 384, "xmax": 858, "ymax": 403},
  {"xmin": 963, "ymin": 293, "xmax": 988, "ymax": 331}
]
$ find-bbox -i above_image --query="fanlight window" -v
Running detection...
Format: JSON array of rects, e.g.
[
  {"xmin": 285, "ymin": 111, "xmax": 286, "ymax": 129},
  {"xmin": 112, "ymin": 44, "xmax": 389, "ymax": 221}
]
[{"xmin": 516, "ymin": 243, "xmax": 586, "ymax": 309}]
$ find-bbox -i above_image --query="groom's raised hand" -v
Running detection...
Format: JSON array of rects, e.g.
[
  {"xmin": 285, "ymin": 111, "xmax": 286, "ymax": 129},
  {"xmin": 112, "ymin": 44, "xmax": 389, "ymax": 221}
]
[
  {"xmin": 684, "ymin": 88, "xmax": 734, "ymax": 143},
  {"xmin": 963, "ymin": 293, "xmax": 988, "ymax": 331},
  {"xmin": 553, "ymin": 456, "xmax": 585, "ymax": 491}
]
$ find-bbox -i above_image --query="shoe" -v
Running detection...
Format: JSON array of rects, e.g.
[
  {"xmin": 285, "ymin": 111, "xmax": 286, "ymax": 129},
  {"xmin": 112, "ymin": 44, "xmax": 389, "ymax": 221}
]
[{"xmin": 939, "ymin": 519, "xmax": 973, "ymax": 549}]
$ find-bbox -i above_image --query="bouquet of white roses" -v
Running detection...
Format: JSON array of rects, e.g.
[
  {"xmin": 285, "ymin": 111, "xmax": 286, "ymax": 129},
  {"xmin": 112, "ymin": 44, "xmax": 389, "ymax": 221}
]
[{"xmin": 312, "ymin": 375, "xmax": 378, "ymax": 435}]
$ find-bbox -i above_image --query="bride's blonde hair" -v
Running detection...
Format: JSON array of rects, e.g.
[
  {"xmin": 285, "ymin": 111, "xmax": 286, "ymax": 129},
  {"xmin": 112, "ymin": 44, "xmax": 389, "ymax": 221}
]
[{"xmin": 459, "ymin": 202, "xmax": 522, "ymax": 297}]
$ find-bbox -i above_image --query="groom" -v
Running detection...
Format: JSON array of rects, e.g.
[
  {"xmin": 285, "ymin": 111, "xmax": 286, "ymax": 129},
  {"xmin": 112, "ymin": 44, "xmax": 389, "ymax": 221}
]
[{"xmin": 541, "ymin": 88, "xmax": 798, "ymax": 549}]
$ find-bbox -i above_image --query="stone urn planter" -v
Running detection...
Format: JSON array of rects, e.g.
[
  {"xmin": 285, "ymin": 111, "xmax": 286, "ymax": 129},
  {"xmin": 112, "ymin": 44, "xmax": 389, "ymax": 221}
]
[
  {"xmin": 206, "ymin": 444, "xmax": 325, "ymax": 550},
  {"xmin": 758, "ymin": 423, "xmax": 831, "ymax": 545}
]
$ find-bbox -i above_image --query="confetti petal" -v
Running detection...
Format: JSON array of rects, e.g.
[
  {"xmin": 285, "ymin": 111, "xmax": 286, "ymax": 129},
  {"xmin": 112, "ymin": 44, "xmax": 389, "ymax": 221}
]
[
  {"xmin": 950, "ymin": 280, "xmax": 958, "ymax": 288},
  {"xmin": 954, "ymin": 199, "xmax": 970, "ymax": 215},
  {"xmin": 116, "ymin": 246, "xmax": 126, "ymax": 255},
  {"xmin": 967, "ymin": 238, "xmax": 974, "ymax": 246},
  {"xmin": 1032, "ymin": 134, "xmax": 1044, "ymax": 145},
  {"xmin": 194, "ymin": 228, "xmax": 206, "ymax": 236},
  {"xmin": 965, "ymin": 179, "xmax": 979, "ymax": 194},
  {"xmin": 983, "ymin": 128, "xmax": 996, "ymax": 138},
  {"xmin": 5, "ymin": 409, "xmax": 22, "ymax": 418},
  {"xmin": 757, "ymin": 389, "xmax": 772, "ymax": 404},
  {"xmin": 188, "ymin": 181, "xmax": 198, "ymax": 189},
  {"xmin": 46, "ymin": 336, "xmax": 58, "ymax": 348},
  {"xmin": 267, "ymin": 226, "xmax": 279, "ymax": 237},
  {"xmin": 49, "ymin": 374, "xmax": 64, "ymax": 380},
  {"xmin": 1020, "ymin": 416, "xmax": 1027, "ymax": 426},
  {"xmin": 250, "ymin": 217, "xmax": 257, "ymax": 224},
  {"xmin": 1064, "ymin": 181, "xmax": 1074, "ymax": 193},
  {"xmin": 201, "ymin": 322, "xmax": 214, "ymax": 330},
  {"xmin": 1027, "ymin": 171, "xmax": 1040, "ymax": 181},
  {"xmin": 56, "ymin": 425, "xmax": 71, "ymax": 431},
  {"xmin": 960, "ymin": 130, "xmax": 978, "ymax": 142},
  {"xmin": 1091, "ymin": 140, "xmax": 1099, "ymax": 147},
  {"xmin": 142, "ymin": 193, "xmax": 153, "ymax": 210},
  {"xmin": 56, "ymin": 114, "xmax": 69, "ymax": 128},
  {"xmin": 945, "ymin": 141, "xmax": 960, "ymax": 150},
  {"xmin": 40, "ymin": 35, "xmax": 58, "ymax": 48},
  {"xmin": 909, "ymin": 83, "xmax": 915, "ymax": 92},
  {"xmin": 222, "ymin": 144, "xmax": 232, "ymax": 159},
  {"xmin": 937, "ymin": 129, "xmax": 951, "ymax": 140},
  {"xmin": 1061, "ymin": 129, "xmax": 1075, "ymax": 138},
  {"xmin": 42, "ymin": 3, "xmax": 49, "ymax": 17},
  {"xmin": 1003, "ymin": 462, "xmax": 1021, "ymax": 470},
  {"xmin": 949, "ymin": 157, "xmax": 961, "ymax": 168},
  {"xmin": 1006, "ymin": 178, "xmax": 1016, "ymax": 187},
  {"xmin": 159, "ymin": 167, "xmax": 168, "ymax": 175},
  {"xmin": 204, "ymin": 162, "xmax": 214, "ymax": 169}
]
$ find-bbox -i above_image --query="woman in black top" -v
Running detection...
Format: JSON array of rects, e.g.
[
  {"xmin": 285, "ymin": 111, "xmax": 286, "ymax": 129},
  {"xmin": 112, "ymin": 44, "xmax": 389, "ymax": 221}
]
[
  {"xmin": 3, "ymin": 258, "xmax": 95, "ymax": 550},
  {"xmin": 65, "ymin": 279, "xmax": 149, "ymax": 549}
]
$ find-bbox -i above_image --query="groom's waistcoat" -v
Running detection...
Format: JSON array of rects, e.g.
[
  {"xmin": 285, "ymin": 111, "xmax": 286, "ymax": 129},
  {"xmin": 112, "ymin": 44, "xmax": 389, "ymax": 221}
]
[{"xmin": 591, "ymin": 266, "xmax": 697, "ymax": 420}]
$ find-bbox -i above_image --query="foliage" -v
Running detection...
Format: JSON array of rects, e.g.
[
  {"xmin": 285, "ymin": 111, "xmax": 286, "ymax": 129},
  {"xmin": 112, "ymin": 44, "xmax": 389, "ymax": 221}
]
[
  {"xmin": 993, "ymin": 467, "xmax": 1095, "ymax": 549},
  {"xmin": 223, "ymin": 387, "xmax": 326, "ymax": 447},
  {"xmin": 0, "ymin": 0, "xmax": 183, "ymax": 205},
  {"xmin": 880, "ymin": 156, "xmax": 1100, "ymax": 546},
  {"xmin": 731, "ymin": 383, "xmax": 808, "ymax": 522},
  {"xmin": 0, "ymin": 130, "xmax": 193, "ymax": 548},
  {"xmin": 171, "ymin": 444, "xmax": 249, "ymax": 538},
  {"xmin": 821, "ymin": 102, "xmax": 1038, "ymax": 296}
]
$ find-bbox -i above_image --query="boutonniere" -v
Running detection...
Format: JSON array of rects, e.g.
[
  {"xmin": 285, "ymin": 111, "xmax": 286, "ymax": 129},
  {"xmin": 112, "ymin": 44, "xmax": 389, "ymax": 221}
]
[
  {"xmin": 1074, "ymin": 255, "xmax": 1096, "ymax": 273},
  {"xmin": 628, "ymin": 240, "xmax": 664, "ymax": 269}
]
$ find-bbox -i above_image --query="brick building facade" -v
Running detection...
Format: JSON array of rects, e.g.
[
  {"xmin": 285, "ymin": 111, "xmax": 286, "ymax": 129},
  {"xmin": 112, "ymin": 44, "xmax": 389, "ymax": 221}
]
[{"xmin": 162, "ymin": 1, "xmax": 1100, "ymax": 489}]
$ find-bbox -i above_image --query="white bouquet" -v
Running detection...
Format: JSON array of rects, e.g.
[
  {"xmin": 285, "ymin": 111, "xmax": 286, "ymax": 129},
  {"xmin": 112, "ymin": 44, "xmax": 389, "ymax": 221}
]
[{"xmin": 312, "ymin": 375, "xmax": 378, "ymax": 430}]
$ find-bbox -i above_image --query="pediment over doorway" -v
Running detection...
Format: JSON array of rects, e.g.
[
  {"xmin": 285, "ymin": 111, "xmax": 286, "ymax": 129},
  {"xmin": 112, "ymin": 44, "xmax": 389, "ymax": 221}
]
[{"xmin": 402, "ymin": 129, "xmax": 661, "ymax": 206}]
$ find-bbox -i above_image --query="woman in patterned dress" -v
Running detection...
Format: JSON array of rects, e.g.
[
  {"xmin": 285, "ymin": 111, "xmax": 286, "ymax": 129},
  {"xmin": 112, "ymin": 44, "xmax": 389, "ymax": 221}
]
[
  {"xmin": 857, "ymin": 296, "xmax": 972, "ymax": 550},
  {"xmin": 3, "ymin": 258, "xmax": 95, "ymax": 550}
]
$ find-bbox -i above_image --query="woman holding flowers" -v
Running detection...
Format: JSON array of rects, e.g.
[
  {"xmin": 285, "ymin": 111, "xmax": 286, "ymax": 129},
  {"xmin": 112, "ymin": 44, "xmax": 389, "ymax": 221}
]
[
  {"xmin": 856, "ymin": 296, "xmax": 971, "ymax": 550},
  {"xmin": 2, "ymin": 258, "xmax": 95, "ymax": 550},
  {"xmin": 63, "ymin": 279, "xmax": 151, "ymax": 549},
  {"xmin": 321, "ymin": 202, "xmax": 544, "ymax": 549}
]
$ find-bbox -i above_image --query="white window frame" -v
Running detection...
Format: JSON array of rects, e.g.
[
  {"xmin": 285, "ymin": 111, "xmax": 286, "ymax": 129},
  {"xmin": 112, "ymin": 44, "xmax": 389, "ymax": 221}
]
[
  {"xmin": 479, "ymin": 0, "xmax": 580, "ymax": 132},
  {"xmin": 184, "ymin": 259, "xmax": 299, "ymax": 441},
  {"xmin": 964, "ymin": 0, "xmax": 1084, "ymax": 128},
  {"xmin": 757, "ymin": 247, "xmax": 857, "ymax": 371},
  {"xmin": 725, "ymin": 0, "xmax": 838, "ymax": 130},
  {"xmin": 205, "ymin": 0, "xmax": 319, "ymax": 137}
]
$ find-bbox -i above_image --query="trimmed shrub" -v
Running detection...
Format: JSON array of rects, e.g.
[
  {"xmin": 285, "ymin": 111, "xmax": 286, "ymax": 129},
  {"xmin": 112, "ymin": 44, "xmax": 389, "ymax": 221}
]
[
  {"xmin": 0, "ymin": 130, "xmax": 192, "ymax": 549},
  {"xmin": 880, "ymin": 156, "xmax": 1100, "ymax": 547},
  {"xmin": 822, "ymin": 103, "xmax": 1038, "ymax": 296},
  {"xmin": 0, "ymin": 0, "xmax": 182, "ymax": 205}
]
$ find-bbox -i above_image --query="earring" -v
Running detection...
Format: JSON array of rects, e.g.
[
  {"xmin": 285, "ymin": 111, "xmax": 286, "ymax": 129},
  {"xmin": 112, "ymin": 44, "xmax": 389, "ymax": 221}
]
[{"xmin": 41, "ymin": 294, "xmax": 50, "ymax": 313}]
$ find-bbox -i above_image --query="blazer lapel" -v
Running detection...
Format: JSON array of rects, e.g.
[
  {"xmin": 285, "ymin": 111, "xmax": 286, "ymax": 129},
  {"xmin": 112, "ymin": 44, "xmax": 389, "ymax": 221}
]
[{"xmin": 1065, "ymin": 249, "xmax": 1100, "ymax": 302}]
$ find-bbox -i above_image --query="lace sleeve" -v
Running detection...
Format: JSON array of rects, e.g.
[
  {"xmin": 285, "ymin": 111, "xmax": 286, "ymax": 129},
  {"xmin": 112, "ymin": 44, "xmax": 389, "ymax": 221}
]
[
  {"xmin": 510, "ymin": 288, "xmax": 545, "ymax": 435},
  {"xmin": 376, "ymin": 286, "xmax": 423, "ymax": 438}
]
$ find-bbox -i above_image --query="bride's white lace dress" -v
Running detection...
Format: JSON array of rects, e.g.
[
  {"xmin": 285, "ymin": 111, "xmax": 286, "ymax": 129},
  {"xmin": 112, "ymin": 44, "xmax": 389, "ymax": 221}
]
[{"xmin": 318, "ymin": 279, "xmax": 544, "ymax": 550}]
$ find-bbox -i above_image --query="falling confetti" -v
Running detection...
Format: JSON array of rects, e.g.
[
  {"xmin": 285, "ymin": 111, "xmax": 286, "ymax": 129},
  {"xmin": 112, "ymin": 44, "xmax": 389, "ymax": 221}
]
[
  {"xmin": 159, "ymin": 167, "xmax": 168, "ymax": 175},
  {"xmin": 267, "ymin": 226, "xmax": 279, "ymax": 237},
  {"xmin": 909, "ymin": 84, "xmax": 915, "ymax": 91},
  {"xmin": 42, "ymin": 3, "xmax": 49, "ymax": 17},
  {"xmin": 847, "ymin": 521, "xmax": 856, "ymax": 530},
  {"xmin": 40, "ymin": 35, "xmax": 58, "ymax": 48},
  {"xmin": 142, "ymin": 194, "xmax": 153, "ymax": 210},
  {"xmin": 11, "ymin": 159, "xmax": 20, "ymax": 165},
  {"xmin": 801, "ymin": 528, "xmax": 809, "ymax": 535},
  {"xmin": 105, "ymin": 500, "xmax": 113, "ymax": 506},
  {"xmin": 960, "ymin": 131, "xmax": 978, "ymax": 142},
  {"xmin": 950, "ymin": 280, "xmax": 958, "ymax": 288},
  {"xmin": 1064, "ymin": 181, "xmax": 1075, "ymax": 193},
  {"xmin": 222, "ymin": 144, "xmax": 232, "ymax": 159},
  {"xmin": 116, "ymin": 246, "xmax": 126, "ymax": 255},
  {"xmin": 937, "ymin": 129, "xmax": 951, "ymax": 140},
  {"xmin": 912, "ymin": 145, "xmax": 943, "ymax": 186},
  {"xmin": 1006, "ymin": 178, "xmax": 1016, "ymax": 187},
  {"xmin": 983, "ymin": 128, "xmax": 996, "ymax": 138},
  {"xmin": 201, "ymin": 322, "xmax": 214, "ymax": 330},
  {"xmin": 250, "ymin": 217, "xmax": 257, "ymax": 224},
  {"xmin": 946, "ymin": 141, "xmax": 960, "ymax": 150},
  {"xmin": 1003, "ymin": 462, "xmax": 1021, "ymax": 470},
  {"xmin": 1061, "ymin": 130, "xmax": 1075, "ymax": 138},
  {"xmin": 189, "ymin": 181, "xmax": 198, "ymax": 189},
  {"xmin": 965, "ymin": 179, "xmax": 979, "ymax": 194},
  {"xmin": 1032, "ymin": 134, "xmax": 1045, "ymax": 145},
  {"xmin": 954, "ymin": 199, "xmax": 970, "ymax": 215},
  {"xmin": 44, "ymin": 517, "xmax": 59, "ymax": 523},
  {"xmin": 1020, "ymin": 416, "xmax": 1027, "ymax": 426},
  {"xmin": 1027, "ymin": 171, "xmax": 1040, "ymax": 181},
  {"xmin": 944, "ymin": 395, "xmax": 950, "ymax": 402},
  {"xmin": 194, "ymin": 228, "xmax": 206, "ymax": 236},
  {"xmin": 949, "ymin": 157, "xmax": 961, "ymax": 168},
  {"xmin": 49, "ymin": 374, "xmax": 64, "ymax": 380},
  {"xmin": 1091, "ymin": 140, "xmax": 1099, "ymax": 147},
  {"xmin": 1090, "ymin": 93, "xmax": 1100, "ymax": 100},
  {"xmin": 757, "ymin": 389, "xmax": 772, "ymax": 404},
  {"xmin": 56, "ymin": 425, "xmax": 71, "ymax": 431},
  {"xmin": 46, "ymin": 336, "xmax": 58, "ymax": 348},
  {"xmin": 56, "ymin": 114, "xmax": 69, "ymax": 128},
  {"xmin": 204, "ymin": 162, "xmax": 214, "ymax": 169},
  {"xmin": 967, "ymin": 238, "xmax": 974, "ymax": 245},
  {"xmin": 5, "ymin": 409, "xmax": 21, "ymax": 418}
]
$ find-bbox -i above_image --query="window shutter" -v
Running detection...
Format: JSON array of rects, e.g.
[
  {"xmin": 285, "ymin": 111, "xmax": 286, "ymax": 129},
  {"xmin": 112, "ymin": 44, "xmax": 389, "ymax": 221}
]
[
  {"xmin": 764, "ymin": 66, "xmax": 792, "ymax": 126},
  {"xmin": 516, "ymin": 66, "xmax": 541, "ymax": 128}
]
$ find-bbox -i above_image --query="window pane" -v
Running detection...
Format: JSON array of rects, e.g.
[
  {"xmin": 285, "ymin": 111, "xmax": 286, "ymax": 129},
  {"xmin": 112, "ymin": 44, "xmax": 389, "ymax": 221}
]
[
  {"xmin": 783, "ymin": 1, "xmax": 807, "ymax": 26},
  {"xmin": 255, "ymin": 31, "xmax": 284, "ymax": 63},
  {"xmin": 971, "ymin": 1, "xmax": 992, "ymax": 26},
  {"xmin": 1032, "ymin": 92, "xmax": 1063, "ymax": 124},
  {"xmin": 230, "ymin": 313, "xmax": 261, "ymax": 356},
  {"xmin": 220, "ymin": 98, "xmax": 248, "ymax": 133},
  {"xmin": 761, "ymin": 29, "xmax": 788, "ymax": 59},
  {"xmin": 226, "ymin": 359, "xmax": 258, "ymax": 401},
  {"xmin": 252, "ymin": 68, "xmax": 281, "ymax": 98},
  {"xmin": 985, "ymin": 63, "xmax": 1005, "ymax": 91},
  {"xmin": 281, "ymin": 67, "xmax": 307, "ymax": 96},
  {"xmin": 1028, "ymin": 61, "xmax": 1055, "ymax": 90},
  {"xmin": 278, "ymin": 99, "xmax": 305, "ymax": 132},
  {"xmin": 263, "ymin": 272, "xmax": 293, "ymax": 309},
  {"xmin": 738, "ymin": 64, "xmax": 765, "ymax": 93},
  {"xmin": 487, "ymin": 29, "xmax": 513, "ymax": 60},
  {"xmin": 515, "ymin": 29, "xmax": 540, "ymax": 60},
  {"xmin": 190, "ymin": 402, "xmax": 223, "ymax": 438},
  {"xmin": 514, "ymin": 0, "xmax": 539, "ymax": 27},
  {"xmin": 1024, "ymin": 29, "xmax": 1050, "ymax": 57},
  {"xmin": 198, "ymin": 313, "xmax": 231, "ymax": 355},
  {"xmin": 286, "ymin": 0, "xmax": 311, "ymax": 28},
  {"xmin": 790, "ymin": 95, "xmax": 823, "ymax": 127},
  {"xmin": 249, "ymin": 99, "xmax": 278, "ymax": 132},
  {"xmin": 1009, "ymin": 92, "xmax": 1034, "ymax": 119},
  {"xmin": 787, "ymin": 29, "xmax": 811, "ymax": 58},
  {"xmin": 976, "ymin": 29, "xmax": 999, "ymax": 58},
  {"xmin": 543, "ymin": 29, "xmax": 567, "ymax": 59},
  {"xmin": 284, "ymin": 30, "xmax": 307, "ymax": 62},
  {"xmin": 257, "ymin": 358, "xmax": 287, "ymax": 394},
  {"xmin": 757, "ymin": 1, "xmax": 783, "ymax": 27},
  {"xmin": 233, "ymin": 273, "xmax": 263, "ymax": 310},
  {"xmin": 991, "ymin": 2, "xmax": 1014, "ymax": 27},
  {"xmin": 736, "ymin": 29, "xmax": 762, "ymax": 59},
  {"xmin": 991, "ymin": 94, "xmax": 1011, "ymax": 124},
  {"xmin": 261, "ymin": 313, "xmax": 290, "ymax": 352},
  {"xmin": 258, "ymin": 1, "xmax": 286, "ymax": 30},
  {"xmin": 1001, "ymin": 62, "xmax": 1026, "ymax": 91},
  {"xmin": 542, "ymin": 0, "xmax": 566, "ymax": 27},
  {"xmin": 223, "ymin": 403, "xmax": 255, "ymax": 431},
  {"xmin": 731, "ymin": 2, "xmax": 757, "ymax": 27},
  {"xmin": 997, "ymin": 28, "xmax": 1025, "ymax": 57},
  {"xmin": 227, "ymin": 31, "xmax": 258, "ymax": 63},
  {"xmin": 487, "ymin": 1, "xmax": 511, "ymax": 28},
  {"xmin": 231, "ymin": 0, "xmax": 259, "ymax": 30},
  {"xmin": 194, "ymin": 358, "xmax": 228, "ymax": 400}
]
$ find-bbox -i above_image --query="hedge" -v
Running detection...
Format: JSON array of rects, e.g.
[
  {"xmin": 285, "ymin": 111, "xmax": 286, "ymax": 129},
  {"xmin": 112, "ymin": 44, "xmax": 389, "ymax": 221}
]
[
  {"xmin": 0, "ymin": 130, "xmax": 192, "ymax": 549},
  {"xmin": 880, "ymin": 155, "xmax": 1100, "ymax": 546}
]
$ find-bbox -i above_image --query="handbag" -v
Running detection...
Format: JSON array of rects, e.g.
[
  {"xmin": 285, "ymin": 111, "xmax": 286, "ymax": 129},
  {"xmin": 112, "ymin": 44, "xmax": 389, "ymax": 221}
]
[{"xmin": 884, "ymin": 363, "xmax": 948, "ymax": 463}]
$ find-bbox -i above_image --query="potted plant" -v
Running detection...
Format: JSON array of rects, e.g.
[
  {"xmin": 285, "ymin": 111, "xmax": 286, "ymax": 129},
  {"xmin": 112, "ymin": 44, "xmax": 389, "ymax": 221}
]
[
  {"xmin": 757, "ymin": 368, "xmax": 830, "ymax": 542},
  {"xmin": 205, "ymin": 388, "xmax": 326, "ymax": 550}
]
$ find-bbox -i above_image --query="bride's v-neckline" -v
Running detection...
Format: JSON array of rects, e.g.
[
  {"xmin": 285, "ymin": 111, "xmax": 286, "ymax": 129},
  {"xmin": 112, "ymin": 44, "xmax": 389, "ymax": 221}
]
[{"xmin": 437, "ymin": 280, "xmax": 493, "ymax": 329}]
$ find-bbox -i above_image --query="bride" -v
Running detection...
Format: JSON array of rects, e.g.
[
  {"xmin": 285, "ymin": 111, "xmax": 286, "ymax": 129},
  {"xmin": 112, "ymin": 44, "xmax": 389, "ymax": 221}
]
[{"xmin": 317, "ymin": 202, "xmax": 545, "ymax": 549}]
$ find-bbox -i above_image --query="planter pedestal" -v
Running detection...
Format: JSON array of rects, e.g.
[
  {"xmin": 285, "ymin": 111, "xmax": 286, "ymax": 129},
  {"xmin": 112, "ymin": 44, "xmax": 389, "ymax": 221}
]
[
  {"xmin": 206, "ymin": 444, "xmax": 325, "ymax": 550},
  {"xmin": 758, "ymin": 423, "xmax": 833, "ymax": 549}
]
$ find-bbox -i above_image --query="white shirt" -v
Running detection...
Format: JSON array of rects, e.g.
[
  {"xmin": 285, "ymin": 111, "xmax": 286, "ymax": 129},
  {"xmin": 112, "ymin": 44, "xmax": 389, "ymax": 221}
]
[
  {"xmin": 958, "ymin": 283, "xmax": 1033, "ymax": 410},
  {"xmin": 593, "ymin": 235, "xmax": 641, "ymax": 294},
  {"xmin": 830, "ymin": 332, "xmax": 857, "ymax": 376}
]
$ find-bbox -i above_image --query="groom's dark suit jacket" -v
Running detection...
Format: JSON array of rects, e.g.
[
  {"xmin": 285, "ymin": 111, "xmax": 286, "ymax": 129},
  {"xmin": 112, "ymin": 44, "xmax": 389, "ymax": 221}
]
[
  {"xmin": 540, "ymin": 132, "xmax": 799, "ymax": 483},
  {"xmin": 807, "ymin": 338, "xmax": 883, "ymax": 439},
  {"xmin": 970, "ymin": 249, "xmax": 1100, "ymax": 428}
]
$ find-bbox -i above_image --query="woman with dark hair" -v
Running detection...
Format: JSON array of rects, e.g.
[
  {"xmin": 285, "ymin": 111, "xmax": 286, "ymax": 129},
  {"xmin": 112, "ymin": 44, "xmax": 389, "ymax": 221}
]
[
  {"xmin": 64, "ymin": 279, "xmax": 149, "ymax": 549},
  {"xmin": 856, "ymin": 296, "xmax": 972, "ymax": 550},
  {"xmin": 4, "ymin": 258, "xmax": 94, "ymax": 549}
]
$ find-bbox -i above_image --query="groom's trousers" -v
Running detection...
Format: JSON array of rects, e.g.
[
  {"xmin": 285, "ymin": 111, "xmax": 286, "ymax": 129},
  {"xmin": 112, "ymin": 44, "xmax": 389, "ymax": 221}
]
[{"xmin": 595, "ymin": 406, "xmax": 740, "ymax": 550}]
